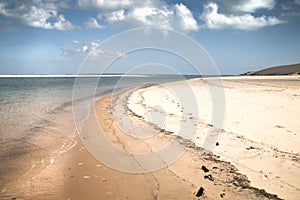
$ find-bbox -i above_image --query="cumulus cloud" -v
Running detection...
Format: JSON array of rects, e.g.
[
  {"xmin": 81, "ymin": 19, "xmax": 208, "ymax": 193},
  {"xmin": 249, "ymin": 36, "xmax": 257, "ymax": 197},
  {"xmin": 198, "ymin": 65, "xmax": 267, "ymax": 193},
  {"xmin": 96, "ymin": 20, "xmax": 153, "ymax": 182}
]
[
  {"xmin": 77, "ymin": 0, "xmax": 133, "ymax": 10},
  {"xmin": 53, "ymin": 14, "xmax": 77, "ymax": 31},
  {"xmin": 61, "ymin": 39, "xmax": 127, "ymax": 58},
  {"xmin": 0, "ymin": 1, "xmax": 76, "ymax": 31},
  {"xmin": 105, "ymin": 10, "xmax": 126, "ymax": 23},
  {"xmin": 201, "ymin": 3, "xmax": 284, "ymax": 30},
  {"xmin": 233, "ymin": 0, "xmax": 275, "ymax": 12},
  {"xmin": 98, "ymin": 1, "xmax": 199, "ymax": 32},
  {"xmin": 1, "ymin": 0, "xmax": 287, "ymax": 32},
  {"xmin": 61, "ymin": 39, "xmax": 101, "ymax": 56},
  {"xmin": 1, "ymin": 0, "xmax": 199, "ymax": 32},
  {"xmin": 84, "ymin": 17, "xmax": 104, "ymax": 29},
  {"xmin": 174, "ymin": 4, "xmax": 199, "ymax": 31},
  {"xmin": 214, "ymin": 0, "xmax": 276, "ymax": 13}
]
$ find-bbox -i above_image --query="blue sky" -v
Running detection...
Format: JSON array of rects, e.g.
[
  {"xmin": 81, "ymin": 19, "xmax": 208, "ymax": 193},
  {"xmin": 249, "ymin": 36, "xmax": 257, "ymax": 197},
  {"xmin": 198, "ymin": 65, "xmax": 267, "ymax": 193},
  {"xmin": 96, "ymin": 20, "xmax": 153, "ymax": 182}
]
[{"xmin": 0, "ymin": 0, "xmax": 299, "ymax": 75}]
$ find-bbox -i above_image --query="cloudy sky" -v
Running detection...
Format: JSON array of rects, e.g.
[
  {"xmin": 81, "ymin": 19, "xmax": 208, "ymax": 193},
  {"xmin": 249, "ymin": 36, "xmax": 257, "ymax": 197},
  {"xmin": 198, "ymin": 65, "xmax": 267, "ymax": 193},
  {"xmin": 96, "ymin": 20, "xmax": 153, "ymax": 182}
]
[{"xmin": 0, "ymin": 0, "xmax": 299, "ymax": 75}]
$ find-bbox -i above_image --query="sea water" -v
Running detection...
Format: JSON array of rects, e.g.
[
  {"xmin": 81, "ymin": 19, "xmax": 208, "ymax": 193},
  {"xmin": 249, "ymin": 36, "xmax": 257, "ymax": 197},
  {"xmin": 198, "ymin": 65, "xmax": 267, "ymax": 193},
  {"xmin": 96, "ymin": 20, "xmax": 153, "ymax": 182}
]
[{"xmin": 0, "ymin": 75, "xmax": 201, "ymax": 139}]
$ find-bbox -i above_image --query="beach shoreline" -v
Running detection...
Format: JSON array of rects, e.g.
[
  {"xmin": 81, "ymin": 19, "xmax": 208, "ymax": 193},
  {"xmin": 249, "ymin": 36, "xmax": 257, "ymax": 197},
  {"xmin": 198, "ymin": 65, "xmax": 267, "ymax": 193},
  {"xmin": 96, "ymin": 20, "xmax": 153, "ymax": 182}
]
[
  {"xmin": 125, "ymin": 76, "xmax": 300, "ymax": 199},
  {"xmin": 1, "ymin": 75, "xmax": 299, "ymax": 199},
  {"xmin": 64, "ymin": 90, "xmax": 284, "ymax": 200},
  {"xmin": 66, "ymin": 75, "xmax": 300, "ymax": 199}
]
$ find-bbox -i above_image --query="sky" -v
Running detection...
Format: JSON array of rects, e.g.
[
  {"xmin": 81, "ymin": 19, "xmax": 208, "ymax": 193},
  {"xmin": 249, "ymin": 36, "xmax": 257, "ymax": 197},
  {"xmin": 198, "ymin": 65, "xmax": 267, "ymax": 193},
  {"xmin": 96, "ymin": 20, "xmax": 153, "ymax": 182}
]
[{"xmin": 0, "ymin": 0, "xmax": 299, "ymax": 75}]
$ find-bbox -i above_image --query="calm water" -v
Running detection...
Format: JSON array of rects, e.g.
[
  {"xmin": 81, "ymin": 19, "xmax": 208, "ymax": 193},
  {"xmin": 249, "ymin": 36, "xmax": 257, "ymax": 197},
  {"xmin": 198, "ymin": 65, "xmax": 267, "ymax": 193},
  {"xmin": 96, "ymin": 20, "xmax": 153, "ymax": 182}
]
[{"xmin": 0, "ymin": 75, "xmax": 199, "ymax": 140}]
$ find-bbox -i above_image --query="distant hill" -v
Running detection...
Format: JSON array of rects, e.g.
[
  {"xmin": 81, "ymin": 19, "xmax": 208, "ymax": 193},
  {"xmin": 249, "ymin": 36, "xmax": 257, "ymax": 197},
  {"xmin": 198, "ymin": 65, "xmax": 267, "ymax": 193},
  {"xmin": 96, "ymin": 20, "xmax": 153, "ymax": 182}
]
[{"xmin": 242, "ymin": 63, "xmax": 300, "ymax": 76}]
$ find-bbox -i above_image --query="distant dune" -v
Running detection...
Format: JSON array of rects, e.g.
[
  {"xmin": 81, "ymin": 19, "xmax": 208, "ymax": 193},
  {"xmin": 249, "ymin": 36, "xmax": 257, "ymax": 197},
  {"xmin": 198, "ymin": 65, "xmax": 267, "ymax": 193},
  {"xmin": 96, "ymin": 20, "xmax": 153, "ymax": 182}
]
[{"xmin": 242, "ymin": 63, "xmax": 300, "ymax": 75}]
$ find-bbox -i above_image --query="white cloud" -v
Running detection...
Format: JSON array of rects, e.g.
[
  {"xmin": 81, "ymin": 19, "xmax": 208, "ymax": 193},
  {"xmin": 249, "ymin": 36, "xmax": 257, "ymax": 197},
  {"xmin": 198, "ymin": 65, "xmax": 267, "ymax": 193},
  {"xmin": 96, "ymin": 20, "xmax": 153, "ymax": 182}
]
[
  {"xmin": 82, "ymin": 45, "xmax": 88, "ymax": 52},
  {"xmin": 105, "ymin": 10, "xmax": 126, "ymax": 23},
  {"xmin": 129, "ymin": 5, "xmax": 173, "ymax": 27},
  {"xmin": 61, "ymin": 39, "xmax": 127, "ymax": 58},
  {"xmin": 22, "ymin": 6, "xmax": 54, "ymax": 29},
  {"xmin": 62, "ymin": 39, "xmax": 102, "ymax": 56},
  {"xmin": 0, "ymin": 0, "xmax": 199, "ymax": 33},
  {"xmin": 174, "ymin": 4, "xmax": 199, "ymax": 31},
  {"xmin": 84, "ymin": 17, "xmax": 104, "ymax": 29},
  {"xmin": 234, "ymin": 0, "xmax": 275, "ymax": 12},
  {"xmin": 91, "ymin": 39, "xmax": 101, "ymax": 48},
  {"xmin": 214, "ymin": 0, "xmax": 276, "ymax": 13},
  {"xmin": 0, "ymin": 1, "xmax": 76, "ymax": 31},
  {"xmin": 78, "ymin": 0, "xmax": 133, "ymax": 10},
  {"xmin": 53, "ymin": 14, "xmax": 77, "ymax": 31},
  {"xmin": 201, "ymin": 3, "xmax": 284, "ymax": 31},
  {"xmin": 99, "ymin": 1, "xmax": 199, "ymax": 32}
]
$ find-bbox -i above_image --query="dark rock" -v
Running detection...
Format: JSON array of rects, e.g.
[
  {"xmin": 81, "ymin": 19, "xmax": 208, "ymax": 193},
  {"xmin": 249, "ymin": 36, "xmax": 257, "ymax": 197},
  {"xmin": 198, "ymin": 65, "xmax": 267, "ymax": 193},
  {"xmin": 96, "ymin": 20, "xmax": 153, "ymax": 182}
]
[
  {"xmin": 220, "ymin": 193, "xmax": 225, "ymax": 198},
  {"xmin": 195, "ymin": 187, "xmax": 204, "ymax": 197},
  {"xmin": 201, "ymin": 165, "xmax": 209, "ymax": 173},
  {"xmin": 216, "ymin": 142, "xmax": 219, "ymax": 146},
  {"xmin": 204, "ymin": 174, "xmax": 214, "ymax": 181},
  {"xmin": 246, "ymin": 146, "xmax": 255, "ymax": 150}
]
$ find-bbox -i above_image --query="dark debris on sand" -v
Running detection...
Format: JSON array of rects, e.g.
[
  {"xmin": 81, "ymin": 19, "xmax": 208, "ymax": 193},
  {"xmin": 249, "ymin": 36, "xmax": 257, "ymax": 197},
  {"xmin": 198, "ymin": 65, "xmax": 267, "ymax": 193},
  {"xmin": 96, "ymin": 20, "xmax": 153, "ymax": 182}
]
[
  {"xmin": 194, "ymin": 187, "xmax": 205, "ymax": 197},
  {"xmin": 200, "ymin": 151, "xmax": 283, "ymax": 200},
  {"xmin": 201, "ymin": 165, "xmax": 209, "ymax": 173}
]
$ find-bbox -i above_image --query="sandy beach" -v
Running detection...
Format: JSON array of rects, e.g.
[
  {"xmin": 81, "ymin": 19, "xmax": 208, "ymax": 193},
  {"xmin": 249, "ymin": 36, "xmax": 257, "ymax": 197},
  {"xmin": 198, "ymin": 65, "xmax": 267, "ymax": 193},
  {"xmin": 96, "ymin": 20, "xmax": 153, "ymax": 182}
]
[
  {"xmin": 124, "ymin": 76, "xmax": 300, "ymax": 199},
  {"xmin": 1, "ymin": 0, "xmax": 300, "ymax": 199},
  {"xmin": 64, "ymin": 85, "xmax": 285, "ymax": 200},
  {"xmin": 1, "ymin": 76, "xmax": 299, "ymax": 200},
  {"xmin": 59, "ymin": 76, "xmax": 300, "ymax": 199}
]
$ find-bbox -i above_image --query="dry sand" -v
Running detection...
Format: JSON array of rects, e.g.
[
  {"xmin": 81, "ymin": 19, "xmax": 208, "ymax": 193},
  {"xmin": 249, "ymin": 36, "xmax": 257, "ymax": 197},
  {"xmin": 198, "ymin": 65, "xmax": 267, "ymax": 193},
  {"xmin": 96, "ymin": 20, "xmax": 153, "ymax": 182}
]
[{"xmin": 126, "ymin": 76, "xmax": 300, "ymax": 200}]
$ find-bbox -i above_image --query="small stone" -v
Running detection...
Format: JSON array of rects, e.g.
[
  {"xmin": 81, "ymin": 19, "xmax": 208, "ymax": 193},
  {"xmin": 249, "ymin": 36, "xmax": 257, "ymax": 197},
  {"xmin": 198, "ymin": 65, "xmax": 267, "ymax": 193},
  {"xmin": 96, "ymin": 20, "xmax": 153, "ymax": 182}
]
[
  {"xmin": 246, "ymin": 146, "xmax": 255, "ymax": 150},
  {"xmin": 204, "ymin": 174, "xmax": 214, "ymax": 181},
  {"xmin": 201, "ymin": 165, "xmax": 209, "ymax": 173},
  {"xmin": 216, "ymin": 142, "xmax": 219, "ymax": 146},
  {"xmin": 194, "ymin": 187, "xmax": 204, "ymax": 197},
  {"xmin": 220, "ymin": 193, "xmax": 225, "ymax": 198}
]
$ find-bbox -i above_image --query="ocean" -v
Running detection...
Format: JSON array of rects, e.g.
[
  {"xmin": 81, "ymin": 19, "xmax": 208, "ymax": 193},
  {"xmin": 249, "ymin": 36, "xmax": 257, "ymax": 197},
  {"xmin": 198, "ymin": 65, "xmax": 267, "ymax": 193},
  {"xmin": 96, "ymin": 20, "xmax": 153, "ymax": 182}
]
[{"xmin": 0, "ymin": 75, "xmax": 201, "ymax": 138}]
